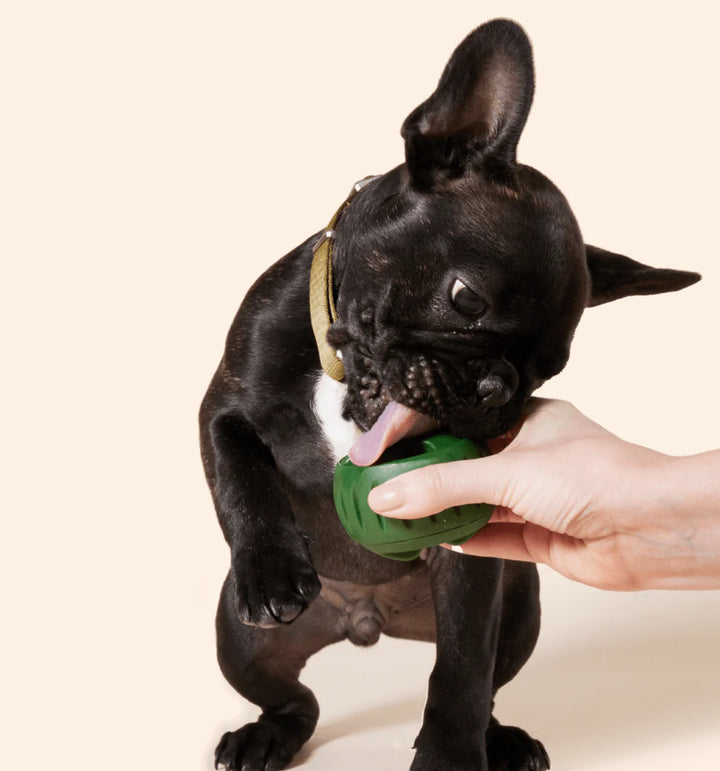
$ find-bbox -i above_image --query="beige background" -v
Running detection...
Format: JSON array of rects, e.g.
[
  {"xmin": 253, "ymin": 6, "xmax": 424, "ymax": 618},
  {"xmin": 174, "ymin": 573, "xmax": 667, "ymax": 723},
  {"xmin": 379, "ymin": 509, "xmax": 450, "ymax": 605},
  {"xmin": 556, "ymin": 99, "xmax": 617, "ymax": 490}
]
[{"xmin": 2, "ymin": 1, "xmax": 719, "ymax": 769}]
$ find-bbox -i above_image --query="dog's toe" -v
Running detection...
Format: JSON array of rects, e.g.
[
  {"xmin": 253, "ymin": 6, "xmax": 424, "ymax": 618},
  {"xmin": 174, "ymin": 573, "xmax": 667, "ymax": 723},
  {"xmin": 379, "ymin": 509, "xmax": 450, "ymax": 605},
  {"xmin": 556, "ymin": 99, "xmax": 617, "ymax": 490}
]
[{"xmin": 214, "ymin": 722, "xmax": 293, "ymax": 771}]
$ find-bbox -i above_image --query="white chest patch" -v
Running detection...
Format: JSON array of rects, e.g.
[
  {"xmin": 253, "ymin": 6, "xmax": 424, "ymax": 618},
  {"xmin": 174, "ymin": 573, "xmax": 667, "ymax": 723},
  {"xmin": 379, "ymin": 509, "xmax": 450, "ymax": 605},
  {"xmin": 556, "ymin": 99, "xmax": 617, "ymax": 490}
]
[{"xmin": 312, "ymin": 372, "xmax": 362, "ymax": 463}]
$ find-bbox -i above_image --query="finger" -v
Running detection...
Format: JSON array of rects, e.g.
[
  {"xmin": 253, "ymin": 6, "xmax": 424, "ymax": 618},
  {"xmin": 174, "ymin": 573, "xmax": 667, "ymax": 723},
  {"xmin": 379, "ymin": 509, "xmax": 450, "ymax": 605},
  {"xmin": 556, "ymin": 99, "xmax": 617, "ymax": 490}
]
[
  {"xmin": 444, "ymin": 523, "xmax": 537, "ymax": 562},
  {"xmin": 450, "ymin": 523, "xmax": 602, "ymax": 589},
  {"xmin": 367, "ymin": 455, "xmax": 511, "ymax": 519},
  {"xmin": 489, "ymin": 506, "xmax": 524, "ymax": 524}
]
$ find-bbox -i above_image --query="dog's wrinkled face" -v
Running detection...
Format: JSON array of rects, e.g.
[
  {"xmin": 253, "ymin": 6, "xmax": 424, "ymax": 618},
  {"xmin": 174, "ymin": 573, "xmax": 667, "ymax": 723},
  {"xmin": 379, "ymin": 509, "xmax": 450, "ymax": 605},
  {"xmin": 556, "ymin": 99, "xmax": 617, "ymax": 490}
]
[
  {"xmin": 325, "ymin": 20, "xmax": 699, "ymax": 447},
  {"xmin": 328, "ymin": 167, "xmax": 587, "ymax": 442}
]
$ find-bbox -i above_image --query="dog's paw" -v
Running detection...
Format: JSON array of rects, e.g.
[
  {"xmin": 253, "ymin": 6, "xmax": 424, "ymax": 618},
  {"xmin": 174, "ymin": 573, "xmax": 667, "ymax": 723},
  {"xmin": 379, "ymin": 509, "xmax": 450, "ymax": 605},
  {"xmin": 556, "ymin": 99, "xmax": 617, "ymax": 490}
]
[
  {"xmin": 231, "ymin": 546, "xmax": 321, "ymax": 628},
  {"xmin": 487, "ymin": 721, "xmax": 550, "ymax": 771},
  {"xmin": 215, "ymin": 722, "xmax": 293, "ymax": 771}
]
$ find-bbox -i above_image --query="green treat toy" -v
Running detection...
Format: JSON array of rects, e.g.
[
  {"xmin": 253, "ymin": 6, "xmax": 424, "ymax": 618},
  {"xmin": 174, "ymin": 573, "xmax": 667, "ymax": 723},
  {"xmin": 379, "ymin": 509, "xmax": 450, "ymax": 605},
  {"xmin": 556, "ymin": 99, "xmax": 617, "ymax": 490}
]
[{"xmin": 333, "ymin": 434, "xmax": 493, "ymax": 561}]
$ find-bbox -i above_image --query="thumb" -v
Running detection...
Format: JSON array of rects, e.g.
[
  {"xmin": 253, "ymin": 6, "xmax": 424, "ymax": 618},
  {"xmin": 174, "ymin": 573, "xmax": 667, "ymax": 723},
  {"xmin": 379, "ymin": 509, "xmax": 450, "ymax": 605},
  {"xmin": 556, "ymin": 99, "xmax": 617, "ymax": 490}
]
[{"xmin": 367, "ymin": 456, "xmax": 512, "ymax": 519}]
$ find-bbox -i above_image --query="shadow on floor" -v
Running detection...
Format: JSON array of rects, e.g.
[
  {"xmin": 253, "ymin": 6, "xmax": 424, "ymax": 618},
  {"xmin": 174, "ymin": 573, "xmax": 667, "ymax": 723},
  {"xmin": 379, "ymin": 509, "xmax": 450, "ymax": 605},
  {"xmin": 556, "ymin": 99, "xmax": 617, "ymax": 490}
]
[
  {"xmin": 291, "ymin": 603, "xmax": 720, "ymax": 768},
  {"xmin": 497, "ymin": 616, "xmax": 720, "ymax": 767},
  {"xmin": 289, "ymin": 694, "xmax": 424, "ymax": 768}
]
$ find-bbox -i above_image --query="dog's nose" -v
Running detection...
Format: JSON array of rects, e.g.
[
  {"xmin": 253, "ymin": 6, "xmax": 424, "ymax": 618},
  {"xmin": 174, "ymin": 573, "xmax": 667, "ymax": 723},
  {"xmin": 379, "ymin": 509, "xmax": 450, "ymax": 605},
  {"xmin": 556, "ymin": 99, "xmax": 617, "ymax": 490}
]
[{"xmin": 476, "ymin": 360, "xmax": 519, "ymax": 408}]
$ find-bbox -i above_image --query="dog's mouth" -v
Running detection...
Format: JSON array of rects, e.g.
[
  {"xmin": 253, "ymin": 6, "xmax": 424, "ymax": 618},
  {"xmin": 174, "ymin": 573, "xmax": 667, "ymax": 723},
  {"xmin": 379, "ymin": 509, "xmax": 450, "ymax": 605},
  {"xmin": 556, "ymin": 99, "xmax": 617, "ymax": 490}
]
[
  {"xmin": 343, "ymin": 350, "xmax": 522, "ymax": 466},
  {"xmin": 348, "ymin": 400, "xmax": 439, "ymax": 466}
]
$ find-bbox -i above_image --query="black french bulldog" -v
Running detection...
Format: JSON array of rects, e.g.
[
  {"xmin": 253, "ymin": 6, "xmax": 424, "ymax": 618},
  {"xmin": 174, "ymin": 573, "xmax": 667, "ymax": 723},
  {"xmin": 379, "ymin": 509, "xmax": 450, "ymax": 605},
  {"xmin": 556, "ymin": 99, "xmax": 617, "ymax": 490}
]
[{"xmin": 200, "ymin": 19, "xmax": 699, "ymax": 771}]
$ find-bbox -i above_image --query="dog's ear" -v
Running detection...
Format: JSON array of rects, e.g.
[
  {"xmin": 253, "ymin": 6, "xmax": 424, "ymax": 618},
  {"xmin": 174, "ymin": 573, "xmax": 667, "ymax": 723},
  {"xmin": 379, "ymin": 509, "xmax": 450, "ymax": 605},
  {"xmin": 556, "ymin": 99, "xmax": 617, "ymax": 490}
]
[
  {"xmin": 586, "ymin": 245, "xmax": 701, "ymax": 307},
  {"xmin": 401, "ymin": 19, "xmax": 534, "ymax": 189}
]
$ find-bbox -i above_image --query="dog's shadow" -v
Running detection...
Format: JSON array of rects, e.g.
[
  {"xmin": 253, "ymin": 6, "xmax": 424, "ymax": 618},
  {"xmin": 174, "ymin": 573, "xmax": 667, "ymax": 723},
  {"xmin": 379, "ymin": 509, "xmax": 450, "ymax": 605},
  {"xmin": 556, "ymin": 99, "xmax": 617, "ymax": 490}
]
[
  {"xmin": 288, "ymin": 695, "xmax": 422, "ymax": 768},
  {"xmin": 497, "ymin": 602, "xmax": 720, "ymax": 767},
  {"xmin": 289, "ymin": 593, "xmax": 720, "ymax": 768}
]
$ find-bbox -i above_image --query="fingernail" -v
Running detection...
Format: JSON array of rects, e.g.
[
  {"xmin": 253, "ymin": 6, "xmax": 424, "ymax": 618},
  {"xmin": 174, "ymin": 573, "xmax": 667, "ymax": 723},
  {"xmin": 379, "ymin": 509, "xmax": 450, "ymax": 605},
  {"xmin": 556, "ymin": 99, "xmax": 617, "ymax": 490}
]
[
  {"xmin": 368, "ymin": 483, "xmax": 405, "ymax": 513},
  {"xmin": 442, "ymin": 543, "xmax": 465, "ymax": 554}
]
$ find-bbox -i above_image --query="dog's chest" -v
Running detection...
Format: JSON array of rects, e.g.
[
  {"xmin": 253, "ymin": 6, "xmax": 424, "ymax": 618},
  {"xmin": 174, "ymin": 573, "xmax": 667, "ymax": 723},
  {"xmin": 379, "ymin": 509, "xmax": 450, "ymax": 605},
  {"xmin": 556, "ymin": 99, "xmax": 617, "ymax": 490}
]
[{"xmin": 311, "ymin": 372, "xmax": 362, "ymax": 464}]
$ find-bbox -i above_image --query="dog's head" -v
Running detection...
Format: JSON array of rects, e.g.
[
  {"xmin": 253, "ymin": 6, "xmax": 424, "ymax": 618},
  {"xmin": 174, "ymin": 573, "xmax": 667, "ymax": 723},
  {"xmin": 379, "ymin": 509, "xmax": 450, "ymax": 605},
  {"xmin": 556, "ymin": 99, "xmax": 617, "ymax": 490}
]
[{"xmin": 323, "ymin": 20, "xmax": 699, "ymax": 458}]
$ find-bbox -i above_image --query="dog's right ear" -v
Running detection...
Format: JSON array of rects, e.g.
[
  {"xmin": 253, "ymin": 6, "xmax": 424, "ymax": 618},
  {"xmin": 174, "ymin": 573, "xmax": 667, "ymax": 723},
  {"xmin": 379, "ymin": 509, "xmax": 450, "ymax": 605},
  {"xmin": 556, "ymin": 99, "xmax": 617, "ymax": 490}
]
[{"xmin": 401, "ymin": 19, "xmax": 534, "ymax": 189}]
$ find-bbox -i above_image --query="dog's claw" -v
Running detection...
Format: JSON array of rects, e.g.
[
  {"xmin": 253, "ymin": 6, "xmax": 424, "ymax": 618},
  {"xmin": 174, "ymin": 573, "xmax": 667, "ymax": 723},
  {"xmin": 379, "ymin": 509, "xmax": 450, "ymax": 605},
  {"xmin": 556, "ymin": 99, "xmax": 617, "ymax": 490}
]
[
  {"xmin": 540, "ymin": 741, "xmax": 551, "ymax": 769},
  {"xmin": 214, "ymin": 722, "xmax": 295, "ymax": 771},
  {"xmin": 214, "ymin": 731, "xmax": 230, "ymax": 769},
  {"xmin": 296, "ymin": 574, "xmax": 321, "ymax": 601},
  {"xmin": 268, "ymin": 597, "xmax": 303, "ymax": 624},
  {"xmin": 232, "ymin": 546, "xmax": 320, "ymax": 628}
]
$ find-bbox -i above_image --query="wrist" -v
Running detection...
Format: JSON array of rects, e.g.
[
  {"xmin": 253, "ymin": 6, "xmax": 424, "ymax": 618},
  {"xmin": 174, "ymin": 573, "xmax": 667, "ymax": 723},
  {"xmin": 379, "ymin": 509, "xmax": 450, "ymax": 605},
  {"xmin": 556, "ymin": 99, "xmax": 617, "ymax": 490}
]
[{"xmin": 625, "ymin": 450, "xmax": 720, "ymax": 589}]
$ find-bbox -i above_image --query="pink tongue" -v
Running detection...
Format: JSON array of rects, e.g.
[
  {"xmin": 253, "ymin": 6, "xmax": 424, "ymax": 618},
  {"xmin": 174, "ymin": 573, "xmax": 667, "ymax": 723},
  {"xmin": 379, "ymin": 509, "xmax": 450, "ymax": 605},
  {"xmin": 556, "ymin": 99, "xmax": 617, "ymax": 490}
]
[{"xmin": 349, "ymin": 401, "xmax": 438, "ymax": 466}]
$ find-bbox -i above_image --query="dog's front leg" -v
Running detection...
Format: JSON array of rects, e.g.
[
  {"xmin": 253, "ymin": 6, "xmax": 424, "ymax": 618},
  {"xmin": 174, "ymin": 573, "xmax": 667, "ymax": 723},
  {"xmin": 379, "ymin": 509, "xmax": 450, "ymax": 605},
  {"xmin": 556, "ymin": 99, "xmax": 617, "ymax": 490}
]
[
  {"xmin": 412, "ymin": 550, "xmax": 503, "ymax": 771},
  {"xmin": 205, "ymin": 407, "xmax": 321, "ymax": 627}
]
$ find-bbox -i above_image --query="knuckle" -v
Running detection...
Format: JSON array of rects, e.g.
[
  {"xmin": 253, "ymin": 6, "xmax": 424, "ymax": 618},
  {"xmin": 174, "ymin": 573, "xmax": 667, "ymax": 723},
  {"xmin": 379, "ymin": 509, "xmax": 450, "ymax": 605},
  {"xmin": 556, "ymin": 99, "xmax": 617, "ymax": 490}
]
[{"xmin": 421, "ymin": 464, "xmax": 447, "ymax": 503}]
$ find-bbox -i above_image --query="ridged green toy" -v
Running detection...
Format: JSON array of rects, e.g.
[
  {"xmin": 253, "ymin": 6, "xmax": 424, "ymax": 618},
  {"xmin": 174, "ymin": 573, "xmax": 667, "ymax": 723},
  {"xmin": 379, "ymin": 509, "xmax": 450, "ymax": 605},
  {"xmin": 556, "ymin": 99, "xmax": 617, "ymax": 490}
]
[{"xmin": 333, "ymin": 434, "xmax": 493, "ymax": 561}]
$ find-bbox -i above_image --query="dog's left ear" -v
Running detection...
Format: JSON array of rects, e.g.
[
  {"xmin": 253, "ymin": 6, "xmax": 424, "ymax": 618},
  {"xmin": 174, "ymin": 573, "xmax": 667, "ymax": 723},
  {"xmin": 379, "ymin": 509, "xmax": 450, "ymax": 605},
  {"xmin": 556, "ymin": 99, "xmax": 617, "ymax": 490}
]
[
  {"xmin": 586, "ymin": 245, "xmax": 701, "ymax": 307},
  {"xmin": 401, "ymin": 19, "xmax": 534, "ymax": 189}
]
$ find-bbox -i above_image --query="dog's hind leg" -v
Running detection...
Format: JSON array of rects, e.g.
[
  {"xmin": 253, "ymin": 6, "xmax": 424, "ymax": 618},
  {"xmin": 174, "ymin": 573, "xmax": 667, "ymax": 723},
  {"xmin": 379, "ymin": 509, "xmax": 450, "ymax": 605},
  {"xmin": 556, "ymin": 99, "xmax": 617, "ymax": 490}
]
[{"xmin": 213, "ymin": 572, "xmax": 344, "ymax": 771}]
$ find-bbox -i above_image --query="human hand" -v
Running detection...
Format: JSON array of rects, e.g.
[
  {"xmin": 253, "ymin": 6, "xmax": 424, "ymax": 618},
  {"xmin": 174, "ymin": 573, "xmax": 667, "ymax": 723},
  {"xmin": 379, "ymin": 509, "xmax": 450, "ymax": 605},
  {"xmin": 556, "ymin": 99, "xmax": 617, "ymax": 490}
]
[{"xmin": 368, "ymin": 399, "xmax": 720, "ymax": 590}]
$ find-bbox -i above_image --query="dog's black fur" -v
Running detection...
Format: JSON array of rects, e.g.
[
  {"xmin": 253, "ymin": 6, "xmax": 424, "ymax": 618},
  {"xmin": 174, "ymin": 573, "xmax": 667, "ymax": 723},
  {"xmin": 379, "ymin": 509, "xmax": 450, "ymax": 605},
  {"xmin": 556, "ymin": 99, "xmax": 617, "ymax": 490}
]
[{"xmin": 200, "ymin": 20, "xmax": 699, "ymax": 771}]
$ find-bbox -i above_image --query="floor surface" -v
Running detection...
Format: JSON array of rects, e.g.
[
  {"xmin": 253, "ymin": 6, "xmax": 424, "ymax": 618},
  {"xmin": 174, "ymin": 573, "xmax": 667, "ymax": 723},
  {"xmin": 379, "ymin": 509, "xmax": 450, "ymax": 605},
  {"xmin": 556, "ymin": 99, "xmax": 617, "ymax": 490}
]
[{"xmin": 205, "ymin": 568, "xmax": 720, "ymax": 770}]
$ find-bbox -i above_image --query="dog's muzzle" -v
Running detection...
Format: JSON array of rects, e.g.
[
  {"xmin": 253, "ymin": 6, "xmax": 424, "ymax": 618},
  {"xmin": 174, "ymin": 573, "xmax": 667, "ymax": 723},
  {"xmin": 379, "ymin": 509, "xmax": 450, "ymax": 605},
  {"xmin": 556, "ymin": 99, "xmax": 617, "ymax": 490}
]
[{"xmin": 381, "ymin": 351, "xmax": 519, "ymax": 418}]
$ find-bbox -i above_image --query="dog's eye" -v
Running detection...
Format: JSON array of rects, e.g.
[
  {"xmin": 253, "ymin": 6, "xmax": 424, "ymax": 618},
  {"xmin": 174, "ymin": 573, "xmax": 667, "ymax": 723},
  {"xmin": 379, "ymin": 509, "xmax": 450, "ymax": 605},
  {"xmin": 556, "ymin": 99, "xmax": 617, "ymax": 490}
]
[{"xmin": 450, "ymin": 279, "xmax": 487, "ymax": 316}]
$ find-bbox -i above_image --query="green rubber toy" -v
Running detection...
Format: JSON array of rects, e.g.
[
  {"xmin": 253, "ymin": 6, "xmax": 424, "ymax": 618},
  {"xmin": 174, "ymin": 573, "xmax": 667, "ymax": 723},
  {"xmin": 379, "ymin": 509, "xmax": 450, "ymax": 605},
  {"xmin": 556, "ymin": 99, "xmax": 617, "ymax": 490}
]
[{"xmin": 333, "ymin": 434, "xmax": 493, "ymax": 561}]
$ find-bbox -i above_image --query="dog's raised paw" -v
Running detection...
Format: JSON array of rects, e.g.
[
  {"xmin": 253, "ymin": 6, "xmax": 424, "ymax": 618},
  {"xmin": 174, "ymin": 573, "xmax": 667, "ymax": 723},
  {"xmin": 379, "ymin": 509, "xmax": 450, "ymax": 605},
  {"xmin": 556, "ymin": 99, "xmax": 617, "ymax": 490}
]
[
  {"xmin": 215, "ymin": 722, "xmax": 294, "ymax": 771},
  {"xmin": 487, "ymin": 721, "xmax": 550, "ymax": 771},
  {"xmin": 231, "ymin": 546, "xmax": 321, "ymax": 628}
]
